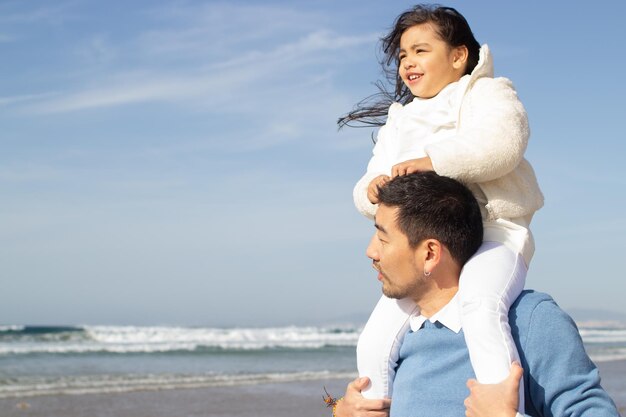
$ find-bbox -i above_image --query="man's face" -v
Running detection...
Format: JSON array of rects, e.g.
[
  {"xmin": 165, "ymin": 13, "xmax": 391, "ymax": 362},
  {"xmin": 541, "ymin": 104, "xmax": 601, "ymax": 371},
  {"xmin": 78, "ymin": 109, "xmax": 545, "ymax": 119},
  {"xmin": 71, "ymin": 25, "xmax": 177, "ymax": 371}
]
[{"xmin": 366, "ymin": 204, "xmax": 426, "ymax": 301}]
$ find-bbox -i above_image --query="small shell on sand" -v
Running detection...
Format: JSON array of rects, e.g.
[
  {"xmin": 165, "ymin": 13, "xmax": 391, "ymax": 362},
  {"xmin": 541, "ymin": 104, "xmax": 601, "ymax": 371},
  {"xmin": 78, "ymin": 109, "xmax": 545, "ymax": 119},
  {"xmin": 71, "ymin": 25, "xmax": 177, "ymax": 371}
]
[{"xmin": 15, "ymin": 401, "xmax": 31, "ymax": 410}]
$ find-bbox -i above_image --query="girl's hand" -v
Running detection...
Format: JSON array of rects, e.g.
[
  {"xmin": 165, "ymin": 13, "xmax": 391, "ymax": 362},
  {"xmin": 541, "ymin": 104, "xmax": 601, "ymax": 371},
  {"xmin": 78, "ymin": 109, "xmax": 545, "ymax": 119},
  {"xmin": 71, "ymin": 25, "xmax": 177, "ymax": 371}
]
[
  {"xmin": 367, "ymin": 175, "xmax": 391, "ymax": 204},
  {"xmin": 391, "ymin": 157, "xmax": 433, "ymax": 177},
  {"xmin": 464, "ymin": 362, "xmax": 523, "ymax": 417},
  {"xmin": 334, "ymin": 377, "xmax": 391, "ymax": 417}
]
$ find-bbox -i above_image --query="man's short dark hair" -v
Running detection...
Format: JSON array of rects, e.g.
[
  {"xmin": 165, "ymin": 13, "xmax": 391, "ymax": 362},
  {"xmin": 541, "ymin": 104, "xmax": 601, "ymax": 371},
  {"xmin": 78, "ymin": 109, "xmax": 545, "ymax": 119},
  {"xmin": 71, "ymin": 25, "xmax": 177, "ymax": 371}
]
[{"xmin": 377, "ymin": 172, "xmax": 483, "ymax": 266}]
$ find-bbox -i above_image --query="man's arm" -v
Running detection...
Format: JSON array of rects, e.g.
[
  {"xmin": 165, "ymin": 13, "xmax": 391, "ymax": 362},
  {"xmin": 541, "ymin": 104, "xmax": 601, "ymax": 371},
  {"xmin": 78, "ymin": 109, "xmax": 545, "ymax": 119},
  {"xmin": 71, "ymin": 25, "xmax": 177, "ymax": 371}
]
[
  {"xmin": 464, "ymin": 299, "xmax": 620, "ymax": 417},
  {"xmin": 522, "ymin": 299, "xmax": 619, "ymax": 416},
  {"xmin": 334, "ymin": 377, "xmax": 391, "ymax": 417}
]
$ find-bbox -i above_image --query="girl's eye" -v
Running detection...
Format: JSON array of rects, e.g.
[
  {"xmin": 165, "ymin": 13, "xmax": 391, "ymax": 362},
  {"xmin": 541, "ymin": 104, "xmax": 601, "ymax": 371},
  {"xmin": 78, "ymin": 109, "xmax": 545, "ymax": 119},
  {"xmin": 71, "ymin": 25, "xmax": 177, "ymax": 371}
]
[{"xmin": 398, "ymin": 54, "xmax": 406, "ymax": 61}]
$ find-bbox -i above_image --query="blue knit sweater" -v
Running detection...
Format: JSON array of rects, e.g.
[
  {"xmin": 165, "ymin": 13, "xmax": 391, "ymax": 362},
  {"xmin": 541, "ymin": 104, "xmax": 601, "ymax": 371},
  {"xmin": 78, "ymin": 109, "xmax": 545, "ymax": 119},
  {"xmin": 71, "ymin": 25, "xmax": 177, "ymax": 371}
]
[{"xmin": 390, "ymin": 291, "xmax": 619, "ymax": 417}]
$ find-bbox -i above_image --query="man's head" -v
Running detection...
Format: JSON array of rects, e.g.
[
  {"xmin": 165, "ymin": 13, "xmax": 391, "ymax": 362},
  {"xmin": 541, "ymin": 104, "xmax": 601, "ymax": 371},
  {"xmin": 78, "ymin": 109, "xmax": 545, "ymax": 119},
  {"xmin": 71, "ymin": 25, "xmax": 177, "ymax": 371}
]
[{"xmin": 367, "ymin": 172, "xmax": 483, "ymax": 304}]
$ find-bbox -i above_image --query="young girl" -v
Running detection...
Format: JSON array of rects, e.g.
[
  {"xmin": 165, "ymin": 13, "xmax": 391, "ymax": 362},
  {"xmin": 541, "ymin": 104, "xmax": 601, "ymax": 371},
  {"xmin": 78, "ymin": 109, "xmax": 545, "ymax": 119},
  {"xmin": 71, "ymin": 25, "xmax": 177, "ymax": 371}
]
[{"xmin": 339, "ymin": 4, "xmax": 543, "ymax": 412}]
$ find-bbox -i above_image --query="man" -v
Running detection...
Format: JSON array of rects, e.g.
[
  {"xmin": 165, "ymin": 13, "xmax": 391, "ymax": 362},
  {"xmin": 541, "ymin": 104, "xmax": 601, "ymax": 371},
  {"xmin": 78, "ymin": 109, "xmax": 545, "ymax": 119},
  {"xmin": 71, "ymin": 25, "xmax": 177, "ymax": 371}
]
[{"xmin": 336, "ymin": 172, "xmax": 619, "ymax": 417}]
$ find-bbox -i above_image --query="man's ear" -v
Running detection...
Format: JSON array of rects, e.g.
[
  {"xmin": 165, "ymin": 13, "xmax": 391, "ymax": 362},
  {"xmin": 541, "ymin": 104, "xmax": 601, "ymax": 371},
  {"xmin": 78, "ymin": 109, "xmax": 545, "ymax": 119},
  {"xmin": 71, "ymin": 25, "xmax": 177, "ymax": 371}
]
[{"xmin": 422, "ymin": 239, "xmax": 443, "ymax": 272}]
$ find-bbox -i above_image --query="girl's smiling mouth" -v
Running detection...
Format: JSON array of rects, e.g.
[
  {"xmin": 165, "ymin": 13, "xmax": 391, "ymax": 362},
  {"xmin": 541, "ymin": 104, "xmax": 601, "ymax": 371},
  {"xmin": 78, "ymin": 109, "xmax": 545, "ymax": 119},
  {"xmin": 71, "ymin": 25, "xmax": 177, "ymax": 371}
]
[{"xmin": 406, "ymin": 73, "xmax": 421, "ymax": 82}]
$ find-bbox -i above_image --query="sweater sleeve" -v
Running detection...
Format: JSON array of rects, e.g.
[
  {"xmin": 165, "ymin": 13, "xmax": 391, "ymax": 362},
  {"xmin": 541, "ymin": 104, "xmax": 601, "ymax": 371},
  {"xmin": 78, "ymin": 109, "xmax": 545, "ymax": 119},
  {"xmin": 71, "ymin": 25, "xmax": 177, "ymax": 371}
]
[
  {"xmin": 353, "ymin": 104, "xmax": 401, "ymax": 220},
  {"xmin": 425, "ymin": 78, "xmax": 530, "ymax": 184},
  {"xmin": 522, "ymin": 300, "xmax": 620, "ymax": 416}
]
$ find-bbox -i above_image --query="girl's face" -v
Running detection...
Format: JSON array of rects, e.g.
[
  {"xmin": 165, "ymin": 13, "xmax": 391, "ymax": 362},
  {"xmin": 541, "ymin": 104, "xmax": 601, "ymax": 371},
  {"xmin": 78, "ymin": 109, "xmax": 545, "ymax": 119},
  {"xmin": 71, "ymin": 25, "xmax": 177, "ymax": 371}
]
[{"xmin": 398, "ymin": 23, "xmax": 468, "ymax": 99}]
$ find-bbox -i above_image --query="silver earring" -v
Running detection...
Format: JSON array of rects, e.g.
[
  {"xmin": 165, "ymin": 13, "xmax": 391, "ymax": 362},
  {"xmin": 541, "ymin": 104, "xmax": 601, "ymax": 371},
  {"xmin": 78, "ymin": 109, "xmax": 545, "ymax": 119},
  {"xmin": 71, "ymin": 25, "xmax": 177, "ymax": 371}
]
[{"xmin": 424, "ymin": 270, "xmax": 431, "ymax": 277}]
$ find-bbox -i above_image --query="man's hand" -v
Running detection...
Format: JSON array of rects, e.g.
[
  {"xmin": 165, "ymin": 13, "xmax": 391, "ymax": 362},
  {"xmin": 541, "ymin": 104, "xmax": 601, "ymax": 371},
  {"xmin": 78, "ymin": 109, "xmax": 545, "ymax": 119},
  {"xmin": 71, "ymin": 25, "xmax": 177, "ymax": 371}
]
[
  {"xmin": 367, "ymin": 175, "xmax": 391, "ymax": 204},
  {"xmin": 391, "ymin": 157, "xmax": 434, "ymax": 178},
  {"xmin": 464, "ymin": 362, "xmax": 523, "ymax": 417},
  {"xmin": 334, "ymin": 377, "xmax": 391, "ymax": 417}
]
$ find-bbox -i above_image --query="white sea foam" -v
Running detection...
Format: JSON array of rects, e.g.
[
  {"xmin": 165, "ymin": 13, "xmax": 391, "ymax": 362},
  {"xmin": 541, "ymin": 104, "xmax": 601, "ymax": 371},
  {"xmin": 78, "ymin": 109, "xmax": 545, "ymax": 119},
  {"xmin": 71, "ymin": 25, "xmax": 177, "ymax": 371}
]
[
  {"xmin": 578, "ymin": 328, "xmax": 626, "ymax": 344},
  {"xmin": 3, "ymin": 324, "xmax": 626, "ymax": 367},
  {"xmin": 0, "ymin": 325, "xmax": 24, "ymax": 332},
  {"xmin": 0, "ymin": 325, "xmax": 361, "ymax": 355},
  {"xmin": 588, "ymin": 347, "xmax": 626, "ymax": 363}
]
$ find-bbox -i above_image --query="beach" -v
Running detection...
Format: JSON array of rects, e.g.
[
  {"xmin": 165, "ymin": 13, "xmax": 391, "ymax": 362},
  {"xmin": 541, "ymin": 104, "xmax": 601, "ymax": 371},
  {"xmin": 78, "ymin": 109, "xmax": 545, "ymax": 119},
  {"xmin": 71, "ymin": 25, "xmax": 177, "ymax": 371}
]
[
  {"xmin": 0, "ymin": 376, "xmax": 351, "ymax": 417},
  {"xmin": 1, "ymin": 361, "xmax": 624, "ymax": 417}
]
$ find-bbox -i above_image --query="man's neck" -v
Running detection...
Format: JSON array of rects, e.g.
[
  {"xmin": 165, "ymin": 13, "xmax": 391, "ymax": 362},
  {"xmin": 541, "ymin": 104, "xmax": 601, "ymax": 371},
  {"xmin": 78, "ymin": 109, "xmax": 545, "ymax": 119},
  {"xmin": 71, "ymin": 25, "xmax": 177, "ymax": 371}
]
[
  {"xmin": 412, "ymin": 252, "xmax": 462, "ymax": 318},
  {"xmin": 416, "ymin": 285, "xmax": 459, "ymax": 318}
]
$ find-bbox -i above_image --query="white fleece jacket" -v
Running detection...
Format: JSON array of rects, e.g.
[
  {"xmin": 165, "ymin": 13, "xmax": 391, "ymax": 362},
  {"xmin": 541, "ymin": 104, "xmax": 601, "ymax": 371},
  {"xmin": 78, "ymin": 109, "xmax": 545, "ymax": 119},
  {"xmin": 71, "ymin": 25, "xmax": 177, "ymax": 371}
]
[{"xmin": 354, "ymin": 45, "xmax": 544, "ymax": 224}]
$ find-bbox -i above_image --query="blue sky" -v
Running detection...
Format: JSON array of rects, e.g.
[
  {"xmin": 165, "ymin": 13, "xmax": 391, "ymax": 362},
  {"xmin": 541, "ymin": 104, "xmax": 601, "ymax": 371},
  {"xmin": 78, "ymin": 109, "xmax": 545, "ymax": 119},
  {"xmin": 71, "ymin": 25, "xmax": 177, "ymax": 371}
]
[{"xmin": 2, "ymin": 0, "xmax": 626, "ymax": 326}]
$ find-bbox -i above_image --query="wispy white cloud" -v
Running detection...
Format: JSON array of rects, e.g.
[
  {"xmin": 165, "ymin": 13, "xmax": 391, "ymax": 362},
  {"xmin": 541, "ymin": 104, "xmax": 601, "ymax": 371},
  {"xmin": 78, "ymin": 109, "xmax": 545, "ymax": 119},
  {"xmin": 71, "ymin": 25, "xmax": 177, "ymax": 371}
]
[
  {"xmin": 0, "ymin": 33, "xmax": 15, "ymax": 43},
  {"xmin": 137, "ymin": 4, "xmax": 321, "ymax": 58},
  {"xmin": 22, "ymin": 28, "xmax": 375, "ymax": 114},
  {"xmin": 3, "ymin": 2, "xmax": 377, "ymax": 160},
  {"xmin": 0, "ymin": 163, "xmax": 64, "ymax": 183},
  {"xmin": 74, "ymin": 34, "xmax": 118, "ymax": 65},
  {"xmin": 3, "ymin": 1, "xmax": 374, "ymax": 114},
  {"xmin": 0, "ymin": 92, "xmax": 60, "ymax": 106},
  {"xmin": 0, "ymin": 1, "xmax": 80, "ymax": 24},
  {"xmin": 24, "ymin": 74, "xmax": 201, "ymax": 113}
]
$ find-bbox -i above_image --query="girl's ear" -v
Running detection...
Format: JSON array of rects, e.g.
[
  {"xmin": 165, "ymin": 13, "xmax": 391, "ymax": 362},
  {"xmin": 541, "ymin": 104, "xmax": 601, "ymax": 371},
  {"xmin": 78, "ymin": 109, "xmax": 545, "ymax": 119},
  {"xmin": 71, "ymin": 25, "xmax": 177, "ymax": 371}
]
[{"xmin": 452, "ymin": 46, "xmax": 469, "ymax": 70}]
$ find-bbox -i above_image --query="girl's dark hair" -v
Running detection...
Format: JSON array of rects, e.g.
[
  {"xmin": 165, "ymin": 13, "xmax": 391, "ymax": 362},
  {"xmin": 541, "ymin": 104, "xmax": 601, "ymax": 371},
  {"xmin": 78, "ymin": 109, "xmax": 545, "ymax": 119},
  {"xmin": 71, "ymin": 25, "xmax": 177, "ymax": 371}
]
[{"xmin": 338, "ymin": 4, "xmax": 480, "ymax": 128}]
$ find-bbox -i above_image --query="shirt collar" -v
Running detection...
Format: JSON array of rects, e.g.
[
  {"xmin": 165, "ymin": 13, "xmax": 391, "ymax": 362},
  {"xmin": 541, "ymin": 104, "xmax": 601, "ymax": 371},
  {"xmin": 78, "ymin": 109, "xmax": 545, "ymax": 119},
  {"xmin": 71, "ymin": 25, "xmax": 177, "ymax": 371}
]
[{"xmin": 409, "ymin": 293, "xmax": 462, "ymax": 333}]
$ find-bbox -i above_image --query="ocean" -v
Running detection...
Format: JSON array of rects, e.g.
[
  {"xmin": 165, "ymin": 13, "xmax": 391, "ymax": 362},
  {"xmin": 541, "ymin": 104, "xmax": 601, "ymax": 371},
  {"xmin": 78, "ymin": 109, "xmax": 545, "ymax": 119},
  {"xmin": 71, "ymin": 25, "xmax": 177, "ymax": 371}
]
[{"xmin": 1, "ymin": 322, "xmax": 625, "ymax": 399}]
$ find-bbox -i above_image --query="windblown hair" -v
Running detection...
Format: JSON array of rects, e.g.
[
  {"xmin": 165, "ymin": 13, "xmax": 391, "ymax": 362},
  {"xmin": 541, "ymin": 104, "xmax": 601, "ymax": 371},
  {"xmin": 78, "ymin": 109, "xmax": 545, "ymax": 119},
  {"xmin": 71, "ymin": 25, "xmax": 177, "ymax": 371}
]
[
  {"xmin": 337, "ymin": 4, "xmax": 480, "ymax": 128},
  {"xmin": 377, "ymin": 172, "xmax": 483, "ymax": 267}
]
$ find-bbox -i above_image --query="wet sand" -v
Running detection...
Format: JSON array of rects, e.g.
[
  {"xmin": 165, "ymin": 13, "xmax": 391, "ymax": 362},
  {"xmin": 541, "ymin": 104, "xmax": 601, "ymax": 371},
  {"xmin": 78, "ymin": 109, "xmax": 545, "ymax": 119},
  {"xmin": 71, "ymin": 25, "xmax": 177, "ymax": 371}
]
[
  {"xmin": 0, "ymin": 377, "xmax": 351, "ymax": 417},
  {"xmin": 1, "ymin": 361, "xmax": 624, "ymax": 417}
]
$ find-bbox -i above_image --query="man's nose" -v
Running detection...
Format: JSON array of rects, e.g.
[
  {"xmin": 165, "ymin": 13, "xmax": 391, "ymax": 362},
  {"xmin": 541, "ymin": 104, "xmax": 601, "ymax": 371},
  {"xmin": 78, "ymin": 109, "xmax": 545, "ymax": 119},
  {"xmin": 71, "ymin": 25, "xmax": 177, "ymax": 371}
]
[{"xmin": 366, "ymin": 235, "xmax": 380, "ymax": 260}]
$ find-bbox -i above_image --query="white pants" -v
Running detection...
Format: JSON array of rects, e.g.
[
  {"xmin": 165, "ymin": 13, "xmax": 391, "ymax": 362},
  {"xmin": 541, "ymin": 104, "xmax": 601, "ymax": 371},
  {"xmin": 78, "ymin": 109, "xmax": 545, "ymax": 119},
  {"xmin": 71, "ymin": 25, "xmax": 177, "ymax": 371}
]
[{"xmin": 357, "ymin": 219, "xmax": 532, "ymax": 412}]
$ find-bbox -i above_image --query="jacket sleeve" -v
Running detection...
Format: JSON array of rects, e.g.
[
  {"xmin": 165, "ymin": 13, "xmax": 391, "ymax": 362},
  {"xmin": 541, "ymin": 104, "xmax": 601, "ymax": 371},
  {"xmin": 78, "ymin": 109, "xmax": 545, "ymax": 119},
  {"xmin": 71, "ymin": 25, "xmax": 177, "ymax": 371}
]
[
  {"xmin": 425, "ymin": 77, "xmax": 530, "ymax": 184},
  {"xmin": 522, "ymin": 300, "xmax": 620, "ymax": 416},
  {"xmin": 353, "ymin": 104, "xmax": 400, "ymax": 220}
]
